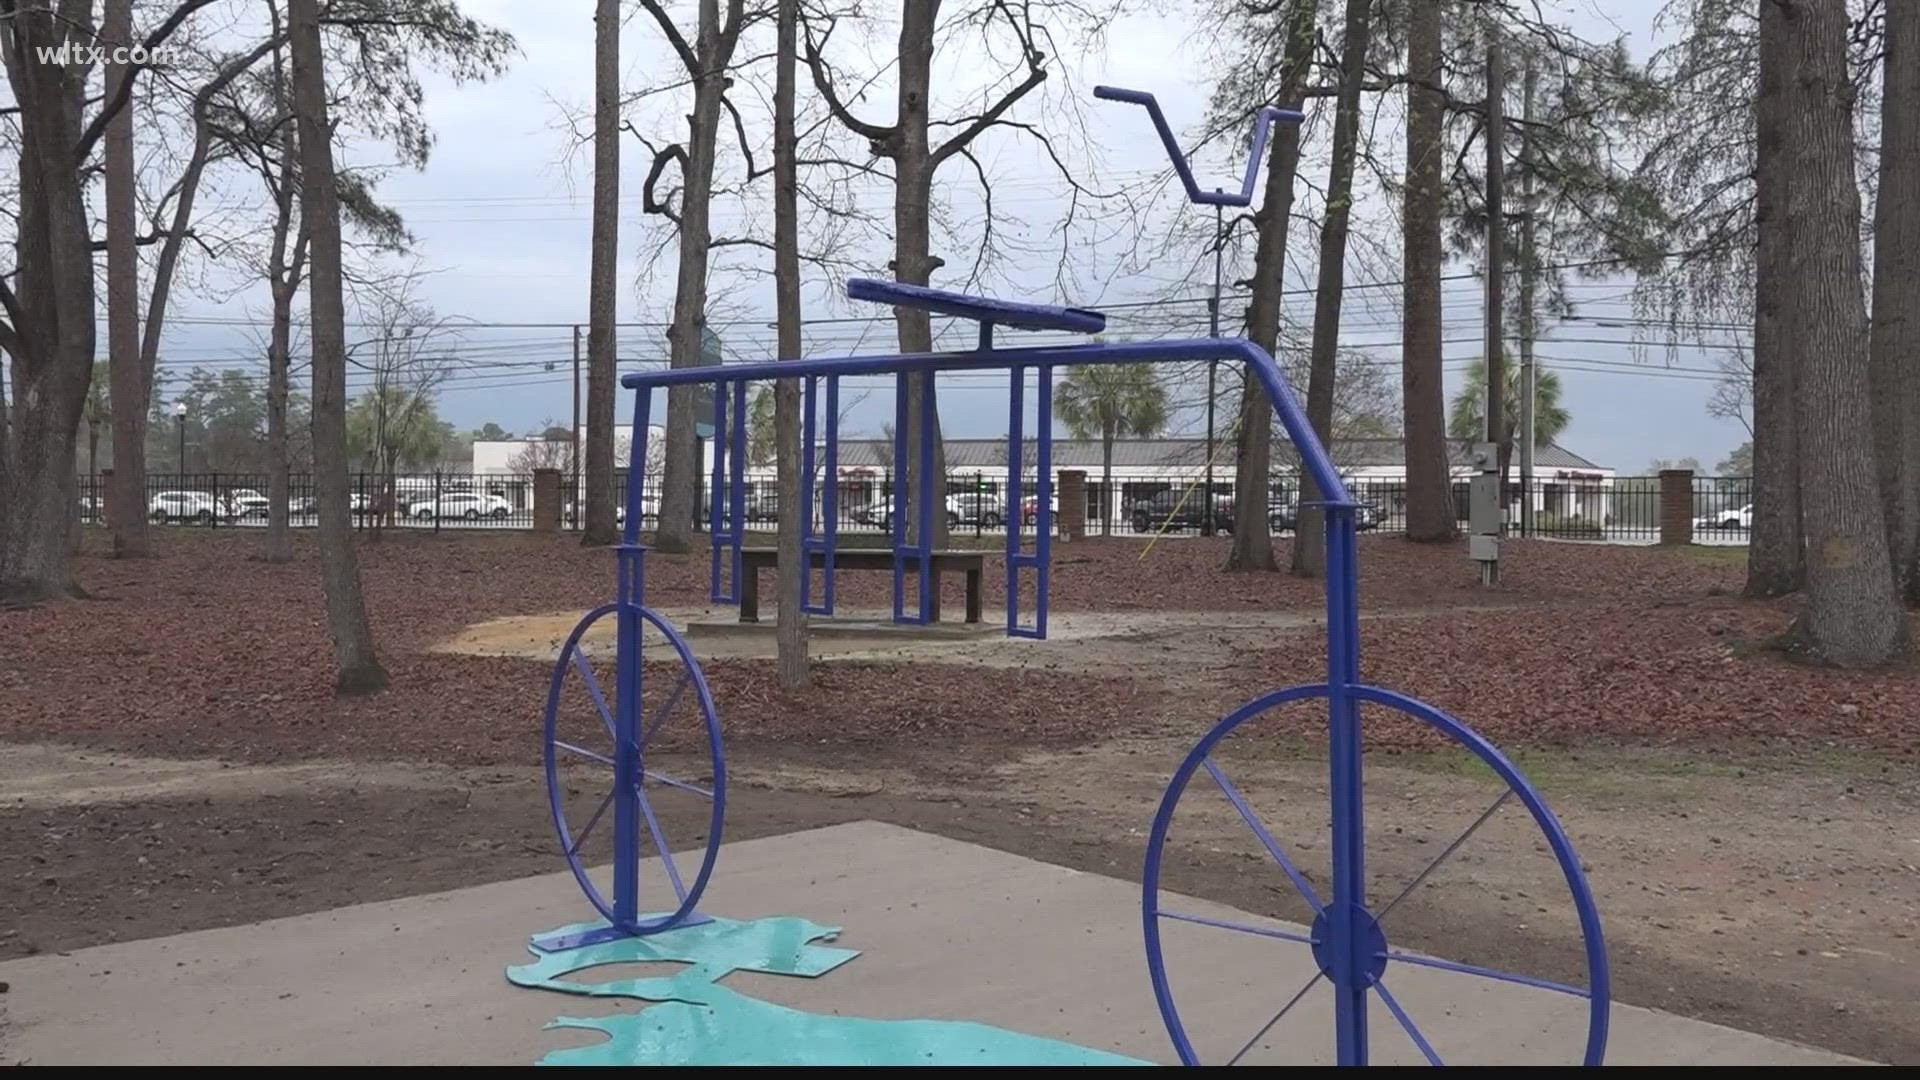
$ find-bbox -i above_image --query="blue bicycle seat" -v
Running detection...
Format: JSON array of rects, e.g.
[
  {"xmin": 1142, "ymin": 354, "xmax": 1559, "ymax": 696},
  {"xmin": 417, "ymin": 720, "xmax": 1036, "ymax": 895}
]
[{"xmin": 846, "ymin": 278, "xmax": 1107, "ymax": 334}]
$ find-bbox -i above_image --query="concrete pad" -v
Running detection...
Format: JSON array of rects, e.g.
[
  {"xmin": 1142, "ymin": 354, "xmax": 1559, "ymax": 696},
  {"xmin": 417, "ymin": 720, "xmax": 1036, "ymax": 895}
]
[{"xmin": 0, "ymin": 822, "xmax": 1865, "ymax": 1066}]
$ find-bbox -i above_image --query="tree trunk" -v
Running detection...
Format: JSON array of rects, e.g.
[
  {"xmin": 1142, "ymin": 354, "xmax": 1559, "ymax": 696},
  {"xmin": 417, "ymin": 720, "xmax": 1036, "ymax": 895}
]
[
  {"xmin": 1771, "ymin": 0, "xmax": 1907, "ymax": 665},
  {"xmin": 1747, "ymin": 0, "xmax": 1805, "ymax": 598},
  {"xmin": 265, "ymin": 44, "xmax": 300, "ymax": 566},
  {"xmin": 290, "ymin": 0, "xmax": 389, "ymax": 692},
  {"xmin": 1402, "ymin": 0, "xmax": 1454, "ymax": 542},
  {"xmin": 1871, "ymin": 0, "xmax": 1920, "ymax": 598},
  {"xmin": 1292, "ymin": 0, "xmax": 1372, "ymax": 579},
  {"xmin": 1226, "ymin": 1, "xmax": 1316, "ymax": 570},
  {"xmin": 892, "ymin": 0, "xmax": 950, "ymax": 550},
  {"xmin": 104, "ymin": 0, "xmax": 150, "ymax": 558},
  {"xmin": 265, "ymin": 280, "xmax": 296, "ymax": 563},
  {"xmin": 583, "ymin": 0, "xmax": 621, "ymax": 548},
  {"xmin": 0, "ymin": 8, "xmax": 98, "ymax": 601},
  {"xmin": 656, "ymin": 1, "xmax": 741, "ymax": 555},
  {"xmin": 773, "ymin": 0, "xmax": 808, "ymax": 688}
]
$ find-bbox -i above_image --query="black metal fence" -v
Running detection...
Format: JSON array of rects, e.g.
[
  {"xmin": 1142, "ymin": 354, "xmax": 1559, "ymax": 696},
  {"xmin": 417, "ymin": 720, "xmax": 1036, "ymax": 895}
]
[{"xmin": 76, "ymin": 471, "xmax": 1757, "ymax": 544}]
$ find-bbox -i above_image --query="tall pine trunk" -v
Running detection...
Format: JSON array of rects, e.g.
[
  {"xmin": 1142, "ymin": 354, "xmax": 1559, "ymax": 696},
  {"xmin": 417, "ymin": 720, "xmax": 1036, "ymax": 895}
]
[
  {"xmin": 1747, "ymin": 0, "xmax": 1805, "ymax": 598},
  {"xmin": 655, "ymin": 1, "xmax": 743, "ymax": 554},
  {"xmin": 1871, "ymin": 0, "xmax": 1920, "ymax": 598},
  {"xmin": 1227, "ymin": 1, "xmax": 1316, "ymax": 570},
  {"xmin": 1292, "ymin": 0, "xmax": 1372, "ymax": 579},
  {"xmin": 264, "ymin": 37, "xmax": 300, "ymax": 566},
  {"xmin": 104, "ymin": 0, "xmax": 149, "ymax": 558},
  {"xmin": 1771, "ymin": 0, "xmax": 1906, "ymax": 665},
  {"xmin": 1401, "ymin": 0, "xmax": 1453, "ymax": 542},
  {"xmin": 892, "ymin": 0, "xmax": 950, "ymax": 550},
  {"xmin": 773, "ymin": 0, "xmax": 808, "ymax": 687},
  {"xmin": 290, "ymin": 0, "xmax": 389, "ymax": 691},
  {"xmin": 0, "ymin": 7, "xmax": 97, "ymax": 601},
  {"xmin": 583, "ymin": 0, "xmax": 622, "ymax": 548}
]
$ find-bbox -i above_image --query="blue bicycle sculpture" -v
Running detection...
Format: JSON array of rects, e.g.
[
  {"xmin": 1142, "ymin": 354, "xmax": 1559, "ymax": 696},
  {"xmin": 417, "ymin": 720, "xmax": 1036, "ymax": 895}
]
[{"xmin": 536, "ymin": 86, "xmax": 1609, "ymax": 1067}]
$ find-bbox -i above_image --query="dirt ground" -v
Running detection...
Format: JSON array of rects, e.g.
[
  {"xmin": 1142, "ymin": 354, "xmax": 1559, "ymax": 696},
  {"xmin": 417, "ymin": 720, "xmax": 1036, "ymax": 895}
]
[{"xmin": 2, "ymin": 532, "xmax": 1917, "ymax": 1063}]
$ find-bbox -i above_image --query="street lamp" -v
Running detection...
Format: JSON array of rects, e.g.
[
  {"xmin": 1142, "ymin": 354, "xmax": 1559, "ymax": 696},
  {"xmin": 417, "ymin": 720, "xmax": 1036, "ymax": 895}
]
[{"xmin": 174, "ymin": 400, "xmax": 187, "ymax": 476}]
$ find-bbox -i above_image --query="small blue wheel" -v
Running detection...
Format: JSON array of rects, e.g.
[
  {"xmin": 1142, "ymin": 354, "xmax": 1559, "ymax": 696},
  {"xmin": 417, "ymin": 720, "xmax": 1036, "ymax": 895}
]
[
  {"xmin": 1142, "ymin": 683, "xmax": 1609, "ymax": 1066},
  {"xmin": 544, "ymin": 602, "xmax": 726, "ymax": 935}
]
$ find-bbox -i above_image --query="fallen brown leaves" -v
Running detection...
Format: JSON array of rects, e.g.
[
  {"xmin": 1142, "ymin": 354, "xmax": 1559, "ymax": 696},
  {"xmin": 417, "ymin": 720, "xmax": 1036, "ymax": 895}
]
[{"xmin": 1, "ymin": 530, "xmax": 1903, "ymax": 767}]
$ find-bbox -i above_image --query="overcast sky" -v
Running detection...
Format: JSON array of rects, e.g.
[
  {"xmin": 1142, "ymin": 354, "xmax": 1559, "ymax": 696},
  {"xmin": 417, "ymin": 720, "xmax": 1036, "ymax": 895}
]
[{"xmin": 151, "ymin": 0, "xmax": 1750, "ymax": 474}]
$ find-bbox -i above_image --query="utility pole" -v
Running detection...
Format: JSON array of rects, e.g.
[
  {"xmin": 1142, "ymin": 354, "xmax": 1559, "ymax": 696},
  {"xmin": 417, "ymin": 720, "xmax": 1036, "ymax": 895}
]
[
  {"xmin": 1518, "ymin": 60, "xmax": 1538, "ymax": 540},
  {"xmin": 1204, "ymin": 202, "xmax": 1224, "ymax": 535},
  {"xmin": 1472, "ymin": 32, "xmax": 1507, "ymax": 586},
  {"xmin": 571, "ymin": 324, "xmax": 582, "ymax": 526}
]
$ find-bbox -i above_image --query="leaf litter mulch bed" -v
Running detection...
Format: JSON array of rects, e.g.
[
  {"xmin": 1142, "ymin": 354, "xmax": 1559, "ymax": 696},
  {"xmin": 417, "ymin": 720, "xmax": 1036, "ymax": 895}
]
[
  {"xmin": 4, "ymin": 528, "xmax": 1897, "ymax": 766},
  {"xmin": 1227, "ymin": 600, "xmax": 1920, "ymax": 756}
]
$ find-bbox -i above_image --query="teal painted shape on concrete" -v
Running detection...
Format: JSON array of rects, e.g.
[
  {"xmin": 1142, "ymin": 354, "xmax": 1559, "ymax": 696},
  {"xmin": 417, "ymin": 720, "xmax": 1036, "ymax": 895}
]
[
  {"xmin": 507, "ymin": 914, "xmax": 858, "ymax": 999},
  {"xmin": 538, "ymin": 986, "xmax": 1153, "ymax": 1066},
  {"xmin": 511, "ymin": 915, "xmax": 1154, "ymax": 1066}
]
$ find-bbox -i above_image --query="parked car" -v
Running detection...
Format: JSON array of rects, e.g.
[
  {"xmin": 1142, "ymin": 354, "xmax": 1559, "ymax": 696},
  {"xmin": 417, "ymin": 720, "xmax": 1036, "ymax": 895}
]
[
  {"xmin": 1693, "ymin": 503, "xmax": 1752, "ymax": 530},
  {"xmin": 1268, "ymin": 499, "xmax": 1380, "ymax": 533},
  {"xmin": 1128, "ymin": 489, "xmax": 1233, "ymax": 534},
  {"xmin": 225, "ymin": 488, "xmax": 269, "ymax": 518},
  {"xmin": 409, "ymin": 492, "xmax": 513, "ymax": 520},
  {"xmin": 947, "ymin": 491, "xmax": 1004, "ymax": 529},
  {"xmin": 851, "ymin": 498, "xmax": 962, "ymax": 533},
  {"xmin": 148, "ymin": 490, "xmax": 219, "ymax": 524},
  {"xmin": 1020, "ymin": 493, "xmax": 1059, "ymax": 527},
  {"xmin": 563, "ymin": 501, "xmax": 627, "ymax": 527}
]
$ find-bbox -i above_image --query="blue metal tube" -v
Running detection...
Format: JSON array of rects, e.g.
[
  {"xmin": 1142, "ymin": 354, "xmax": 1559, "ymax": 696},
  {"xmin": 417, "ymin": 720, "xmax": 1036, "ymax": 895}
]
[
  {"xmin": 891, "ymin": 374, "xmax": 909, "ymax": 622},
  {"xmin": 1034, "ymin": 364, "xmax": 1054, "ymax": 636},
  {"xmin": 822, "ymin": 376, "xmax": 839, "ymax": 613},
  {"xmin": 1092, "ymin": 86, "xmax": 1304, "ymax": 208},
  {"xmin": 1005, "ymin": 365, "xmax": 1026, "ymax": 636},
  {"xmin": 708, "ymin": 383, "xmax": 728, "ymax": 603},
  {"xmin": 622, "ymin": 338, "xmax": 1352, "ymax": 512},
  {"xmin": 801, "ymin": 376, "xmax": 818, "ymax": 609},
  {"xmin": 1323, "ymin": 508, "xmax": 1367, "ymax": 1064},
  {"xmin": 915, "ymin": 373, "xmax": 936, "ymax": 622}
]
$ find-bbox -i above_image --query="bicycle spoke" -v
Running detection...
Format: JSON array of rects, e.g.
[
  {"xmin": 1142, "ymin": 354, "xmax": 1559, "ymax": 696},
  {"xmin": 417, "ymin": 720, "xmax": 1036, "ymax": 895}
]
[
  {"xmin": 1375, "ymin": 980, "xmax": 1443, "ymax": 1066},
  {"xmin": 643, "ymin": 769, "xmax": 713, "ymax": 799},
  {"xmin": 1226, "ymin": 971, "xmax": 1323, "ymax": 1066},
  {"xmin": 571, "ymin": 649, "xmax": 616, "ymax": 738},
  {"xmin": 635, "ymin": 781, "xmax": 689, "ymax": 902},
  {"xmin": 1384, "ymin": 950, "xmax": 1588, "ymax": 998},
  {"xmin": 553, "ymin": 740, "xmax": 614, "ymax": 767},
  {"xmin": 1205, "ymin": 758, "xmax": 1325, "ymax": 914},
  {"xmin": 1376, "ymin": 789, "xmax": 1511, "ymax": 921},
  {"xmin": 1156, "ymin": 909, "xmax": 1315, "ymax": 947},
  {"xmin": 642, "ymin": 671, "xmax": 692, "ymax": 749},
  {"xmin": 567, "ymin": 791, "xmax": 615, "ymax": 857}
]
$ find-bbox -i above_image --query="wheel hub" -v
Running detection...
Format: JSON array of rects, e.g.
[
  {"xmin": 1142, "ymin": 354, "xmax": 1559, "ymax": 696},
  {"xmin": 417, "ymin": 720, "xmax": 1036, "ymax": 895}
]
[{"xmin": 1309, "ymin": 900, "xmax": 1389, "ymax": 988}]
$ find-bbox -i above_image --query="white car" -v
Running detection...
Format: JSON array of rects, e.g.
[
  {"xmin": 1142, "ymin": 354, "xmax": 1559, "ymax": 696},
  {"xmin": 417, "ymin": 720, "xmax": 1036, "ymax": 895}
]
[
  {"xmin": 1694, "ymin": 503, "xmax": 1752, "ymax": 530},
  {"xmin": 225, "ymin": 488, "xmax": 269, "ymax": 518},
  {"xmin": 410, "ymin": 492, "xmax": 513, "ymax": 520},
  {"xmin": 149, "ymin": 490, "xmax": 219, "ymax": 524}
]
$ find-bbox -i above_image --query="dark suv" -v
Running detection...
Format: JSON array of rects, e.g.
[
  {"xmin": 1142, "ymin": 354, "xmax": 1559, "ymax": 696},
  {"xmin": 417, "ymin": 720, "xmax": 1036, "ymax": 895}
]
[{"xmin": 1129, "ymin": 489, "xmax": 1233, "ymax": 534}]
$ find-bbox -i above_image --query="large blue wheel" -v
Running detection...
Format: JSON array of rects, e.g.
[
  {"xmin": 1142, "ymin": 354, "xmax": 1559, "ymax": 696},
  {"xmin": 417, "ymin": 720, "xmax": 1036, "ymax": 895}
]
[
  {"xmin": 1142, "ymin": 683, "xmax": 1609, "ymax": 1066},
  {"xmin": 544, "ymin": 602, "xmax": 726, "ymax": 936}
]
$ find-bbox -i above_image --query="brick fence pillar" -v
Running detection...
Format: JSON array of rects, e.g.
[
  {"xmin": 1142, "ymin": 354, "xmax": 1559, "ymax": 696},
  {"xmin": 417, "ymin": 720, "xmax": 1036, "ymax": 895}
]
[
  {"xmin": 1659, "ymin": 469, "xmax": 1694, "ymax": 546},
  {"xmin": 532, "ymin": 468, "xmax": 562, "ymax": 534},
  {"xmin": 1058, "ymin": 470, "xmax": 1087, "ymax": 541}
]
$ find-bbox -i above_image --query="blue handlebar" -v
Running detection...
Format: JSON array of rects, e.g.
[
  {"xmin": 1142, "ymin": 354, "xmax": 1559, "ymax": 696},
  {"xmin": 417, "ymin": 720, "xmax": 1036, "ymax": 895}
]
[{"xmin": 1094, "ymin": 85, "xmax": 1305, "ymax": 208}]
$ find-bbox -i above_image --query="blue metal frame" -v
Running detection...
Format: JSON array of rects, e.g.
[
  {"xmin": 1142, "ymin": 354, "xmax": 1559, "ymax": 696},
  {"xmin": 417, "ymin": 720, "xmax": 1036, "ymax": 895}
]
[
  {"xmin": 1092, "ymin": 86, "xmax": 1305, "ymax": 207},
  {"xmin": 555, "ymin": 243, "xmax": 1605, "ymax": 1061},
  {"xmin": 800, "ymin": 375, "xmax": 840, "ymax": 615},
  {"xmin": 1005, "ymin": 364, "xmax": 1053, "ymax": 638}
]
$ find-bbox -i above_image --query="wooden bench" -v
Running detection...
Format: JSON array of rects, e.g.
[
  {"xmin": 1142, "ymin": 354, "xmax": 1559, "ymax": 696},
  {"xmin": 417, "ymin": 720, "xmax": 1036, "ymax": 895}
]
[{"xmin": 737, "ymin": 547, "xmax": 985, "ymax": 624}]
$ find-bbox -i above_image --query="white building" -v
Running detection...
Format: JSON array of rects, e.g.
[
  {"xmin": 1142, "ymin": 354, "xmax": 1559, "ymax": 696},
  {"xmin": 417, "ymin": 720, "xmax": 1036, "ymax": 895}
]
[{"xmin": 471, "ymin": 428, "xmax": 1613, "ymax": 527}]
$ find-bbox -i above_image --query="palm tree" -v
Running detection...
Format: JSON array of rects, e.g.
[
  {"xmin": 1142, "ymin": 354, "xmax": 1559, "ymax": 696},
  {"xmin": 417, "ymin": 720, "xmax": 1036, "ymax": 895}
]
[
  {"xmin": 1056, "ymin": 364, "xmax": 1168, "ymax": 535},
  {"xmin": 1449, "ymin": 357, "xmax": 1570, "ymax": 512}
]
